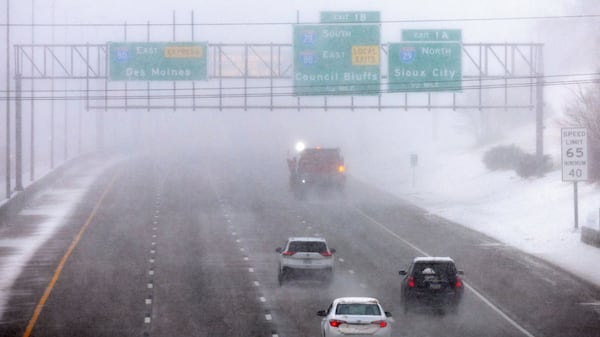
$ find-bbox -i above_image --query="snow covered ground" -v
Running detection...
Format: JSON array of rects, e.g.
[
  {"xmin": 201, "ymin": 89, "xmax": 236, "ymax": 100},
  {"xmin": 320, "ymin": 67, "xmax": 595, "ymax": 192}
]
[
  {"xmin": 349, "ymin": 111, "xmax": 600, "ymax": 288},
  {"xmin": 0, "ymin": 156, "xmax": 122, "ymax": 321}
]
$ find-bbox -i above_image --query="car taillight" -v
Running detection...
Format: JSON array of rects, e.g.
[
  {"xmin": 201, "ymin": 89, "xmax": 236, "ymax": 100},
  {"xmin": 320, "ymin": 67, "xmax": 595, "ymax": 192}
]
[
  {"xmin": 329, "ymin": 319, "xmax": 346, "ymax": 328},
  {"xmin": 455, "ymin": 276, "xmax": 462, "ymax": 288},
  {"xmin": 371, "ymin": 320, "xmax": 387, "ymax": 328},
  {"xmin": 408, "ymin": 276, "xmax": 415, "ymax": 288},
  {"xmin": 282, "ymin": 251, "xmax": 295, "ymax": 256},
  {"xmin": 338, "ymin": 165, "xmax": 345, "ymax": 173},
  {"xmin": 320, "ymin": 251, "xmax": 333, "ymax": 257}
]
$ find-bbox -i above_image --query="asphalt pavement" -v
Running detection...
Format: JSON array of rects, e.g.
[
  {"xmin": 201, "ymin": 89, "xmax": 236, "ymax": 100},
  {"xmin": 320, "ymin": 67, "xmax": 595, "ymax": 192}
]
[{"xmin": 1, "ymin": 149, "xmax": 600, "ymax": 337}]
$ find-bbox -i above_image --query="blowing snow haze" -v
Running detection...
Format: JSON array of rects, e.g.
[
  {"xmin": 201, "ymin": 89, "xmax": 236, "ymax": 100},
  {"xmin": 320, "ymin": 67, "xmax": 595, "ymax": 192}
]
[{"xmin": 1, "ymin": 1, "xmax": 600, "ymax": 337}]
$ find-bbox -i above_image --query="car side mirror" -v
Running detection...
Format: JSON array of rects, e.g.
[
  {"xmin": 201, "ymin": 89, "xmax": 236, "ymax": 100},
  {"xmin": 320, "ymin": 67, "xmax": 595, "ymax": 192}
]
[
  {"xmin": 457, "ymin": 270, "xmax": 464, "ymax": 275},
  {"xmin": 385, "ymin": 311, "xmax": 392, "ymax": 317},
  {"xmin": 330, "ymin": 248, "xmax": 336, "ymax": 254},
  {"xmin": 317, "ymin": 310, "xmax": 327, "ymax": 317},
  {"xmin": 399, "ymin": 270, "xmax": 407, "ymax": 276},
  {"xmin": 275, "ymin": 248, "xmax": 282, "ymax": 253}
]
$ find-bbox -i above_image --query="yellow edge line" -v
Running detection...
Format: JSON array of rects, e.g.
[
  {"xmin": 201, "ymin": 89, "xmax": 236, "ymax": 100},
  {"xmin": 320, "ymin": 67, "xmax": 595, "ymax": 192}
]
[{"xmin": 22, "ymin": 172, "xmax": 119, "ymax": 337}]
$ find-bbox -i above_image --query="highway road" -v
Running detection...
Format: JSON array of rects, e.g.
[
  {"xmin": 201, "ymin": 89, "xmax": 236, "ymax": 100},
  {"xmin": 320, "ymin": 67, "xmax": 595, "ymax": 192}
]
[{"xmin": 1, "ymin": 147, "xmax": 600, "ymax": 337}]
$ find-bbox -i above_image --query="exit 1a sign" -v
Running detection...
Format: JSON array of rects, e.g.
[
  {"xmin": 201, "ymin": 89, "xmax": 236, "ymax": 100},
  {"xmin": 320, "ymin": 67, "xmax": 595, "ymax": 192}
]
[{"xmin": 402, "ymin": 29, "xmax": 462, "ymax": 42}]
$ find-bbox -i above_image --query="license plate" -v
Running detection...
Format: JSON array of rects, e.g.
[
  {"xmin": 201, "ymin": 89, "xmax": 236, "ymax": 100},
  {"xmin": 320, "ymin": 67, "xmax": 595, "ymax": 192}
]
[
  {"xmin": 303, "ymin": 259, "xmax": 312, "ymax": 264},
  {"xmin": 429, "ymin": 283, "xmax": 441, "ymax": 289}
]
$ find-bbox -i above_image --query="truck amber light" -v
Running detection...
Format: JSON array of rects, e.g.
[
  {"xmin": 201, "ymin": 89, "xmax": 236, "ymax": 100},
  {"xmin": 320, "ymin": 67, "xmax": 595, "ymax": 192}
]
[{"xmin": 338, "ymin": 165, "xmax": 345, "ymax": 173}]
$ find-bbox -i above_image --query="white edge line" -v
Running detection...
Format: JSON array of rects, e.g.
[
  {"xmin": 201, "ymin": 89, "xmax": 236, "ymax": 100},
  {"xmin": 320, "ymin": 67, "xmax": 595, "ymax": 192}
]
[{"xmin": 354, "ymin": 207, "xmax": 536, "ymax": 337}]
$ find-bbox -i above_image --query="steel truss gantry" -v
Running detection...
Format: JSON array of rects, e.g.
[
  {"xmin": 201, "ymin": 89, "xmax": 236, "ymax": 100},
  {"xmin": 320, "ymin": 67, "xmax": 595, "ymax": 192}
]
[{"xmin": 11, "ymin": 41, "xmax": 544, "ymax": 193}]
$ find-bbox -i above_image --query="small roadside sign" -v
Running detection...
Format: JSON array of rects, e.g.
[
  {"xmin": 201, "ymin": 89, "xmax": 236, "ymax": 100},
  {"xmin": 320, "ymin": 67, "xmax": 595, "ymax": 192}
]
[{"xmin": 561, "ymin": 127, "xmax": 588, "ymax": 181}]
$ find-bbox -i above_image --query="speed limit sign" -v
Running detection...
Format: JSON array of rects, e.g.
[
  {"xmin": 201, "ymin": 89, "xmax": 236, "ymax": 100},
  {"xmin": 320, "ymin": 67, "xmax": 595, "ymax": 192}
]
[{"xmin": 561, "ymin": 127, "xmax": 588, "ymax": 181}]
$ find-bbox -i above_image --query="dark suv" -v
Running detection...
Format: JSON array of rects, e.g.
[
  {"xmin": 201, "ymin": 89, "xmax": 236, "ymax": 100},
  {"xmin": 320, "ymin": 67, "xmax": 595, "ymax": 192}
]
[{"xmin": 399, "ymin": 257, "xmax": 464, "ymax": 314}]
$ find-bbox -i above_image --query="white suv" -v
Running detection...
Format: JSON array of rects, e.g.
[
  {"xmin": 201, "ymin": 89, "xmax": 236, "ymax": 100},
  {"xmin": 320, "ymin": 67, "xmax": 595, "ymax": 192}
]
[
  {"xmin": 317, "ymin": 297, "xmax": 392, "ymax": 337},
  {"xmin": 275, "ymin": 237, "xmax": 335, "ymax": 285}
]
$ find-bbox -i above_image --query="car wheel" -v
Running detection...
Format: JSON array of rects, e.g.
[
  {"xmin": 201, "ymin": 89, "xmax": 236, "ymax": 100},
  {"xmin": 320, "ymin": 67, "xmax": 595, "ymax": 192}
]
[
  {"xmin": 279, "ymin": 267, "xmax": 290, "ymax": 286},
  {"xmin": 278, "ymin": 268, "xmax": 287, "ymax": 286}
]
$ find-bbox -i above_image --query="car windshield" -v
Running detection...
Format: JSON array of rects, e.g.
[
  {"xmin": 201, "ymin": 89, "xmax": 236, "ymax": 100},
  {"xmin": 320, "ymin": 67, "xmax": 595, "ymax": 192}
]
[
  {"xmin": 288, "ymin": 241, "xmax": 327, "ymax": 253},
  {"xmin": 413, "ymin": 262, "xmax": 456, "ymax": 279},
  {"xmin": 336, "ymin": 304, "xmax": 381, "ymax": 316}
]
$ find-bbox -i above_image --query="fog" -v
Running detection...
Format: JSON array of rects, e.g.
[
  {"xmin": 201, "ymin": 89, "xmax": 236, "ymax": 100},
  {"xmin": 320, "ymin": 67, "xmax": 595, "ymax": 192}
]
[
  {"xmin": 1, "ymin": 2, "xmax": 600, "ymax": 336},
  {"xmin": 0, "ymin": 0, "xmax": 598, "ymax": 203}
]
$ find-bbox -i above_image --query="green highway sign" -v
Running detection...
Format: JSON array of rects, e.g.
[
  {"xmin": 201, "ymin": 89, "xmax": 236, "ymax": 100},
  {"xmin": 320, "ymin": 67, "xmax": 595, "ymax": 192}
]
[
  {"xmin": 388, "ymin": 42, "xmax": 462, "ymax": 92},
  {"xmin": 109, "ymin": 42, "xmax": 208, "ymax": 81},
  {"xmin": 320, "ymin": 11, "xmax": 380, "ymax": 23},
  {"xmin": 402, "ymin": 29, "xmax": 462, "ymax": 42},
  {"xmin": 293, "ymin": 24, "xmax": 380, "ymax": 95}
]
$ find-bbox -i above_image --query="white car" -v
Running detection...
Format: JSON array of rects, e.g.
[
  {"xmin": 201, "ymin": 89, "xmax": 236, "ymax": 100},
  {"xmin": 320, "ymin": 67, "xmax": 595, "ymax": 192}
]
[
  {"xmin": 275, "ymin": 237, "xmax": 335, "ymax": 285},
  {"xmin": 317, "ymin": 297, "xmax": 392, "ymax": 337}
]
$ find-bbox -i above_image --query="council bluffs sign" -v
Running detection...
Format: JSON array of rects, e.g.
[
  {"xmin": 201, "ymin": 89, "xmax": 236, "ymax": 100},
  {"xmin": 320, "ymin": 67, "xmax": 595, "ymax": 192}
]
[
  {"xmin": 109, "ymin": 42, "xmax": 208, "ymax": 81},
  {"xmin": 293, "ymin": 24, "xmax": 380, "ymax": 95}
]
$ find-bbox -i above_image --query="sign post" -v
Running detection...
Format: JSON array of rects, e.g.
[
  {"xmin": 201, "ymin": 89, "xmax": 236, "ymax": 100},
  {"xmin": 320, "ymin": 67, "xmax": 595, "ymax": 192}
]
[
  {"xmin": 561, "ymin": 127, "xmax": 588, "ymax": 229},
  {"xmin": 410, "ymin": 153, "xmax": 418, "ymax": 187}
]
